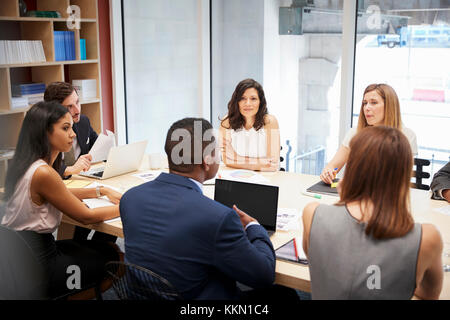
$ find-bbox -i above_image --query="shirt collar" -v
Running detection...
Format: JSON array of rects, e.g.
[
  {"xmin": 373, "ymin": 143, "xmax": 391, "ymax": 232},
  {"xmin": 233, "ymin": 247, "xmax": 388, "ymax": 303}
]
[{"xmin": 188, "ymin": 178, "xmax": 203, "ymax": 193}]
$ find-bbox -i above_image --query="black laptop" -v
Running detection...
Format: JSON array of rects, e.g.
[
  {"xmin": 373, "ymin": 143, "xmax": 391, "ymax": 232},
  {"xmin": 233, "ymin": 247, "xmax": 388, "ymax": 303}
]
[{"xmin": 214, "ymin": 179, "xmax": 279, "ymax": 236}]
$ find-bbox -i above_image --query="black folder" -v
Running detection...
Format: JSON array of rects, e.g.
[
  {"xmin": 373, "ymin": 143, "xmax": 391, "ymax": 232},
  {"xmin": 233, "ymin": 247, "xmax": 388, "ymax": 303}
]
[{"xmin": 306, "ymin": 180, "xmax": 339, "ymax": 196}]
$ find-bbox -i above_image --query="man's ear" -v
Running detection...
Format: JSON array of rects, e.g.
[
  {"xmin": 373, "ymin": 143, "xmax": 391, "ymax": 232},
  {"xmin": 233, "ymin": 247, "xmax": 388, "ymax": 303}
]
[{"xmin": 203, "ymin": 154, "xmax": 213, "ymax": 171}]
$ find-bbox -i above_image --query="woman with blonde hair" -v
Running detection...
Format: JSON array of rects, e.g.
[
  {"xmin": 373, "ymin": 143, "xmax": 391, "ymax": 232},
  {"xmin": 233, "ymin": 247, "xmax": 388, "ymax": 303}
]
[
  {"xmin": 320, "ymin": 83, "xmax": 417, "ymax": 184},
  {"xmin": 303, "ymin": 126, "xmax": 443, "ymax": 299},
  {"xmin": 219, "ymin": 78, "xmax": 280, "ymax": 172}
]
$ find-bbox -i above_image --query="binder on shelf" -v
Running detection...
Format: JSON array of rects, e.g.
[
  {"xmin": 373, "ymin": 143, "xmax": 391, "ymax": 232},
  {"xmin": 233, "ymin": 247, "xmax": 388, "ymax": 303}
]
[
  {"xmin": 80, "ymin": 39, "xmax": 87, "ymax": 60},
  {"xmin": 54, "ymin": 31, "xmax": 65, "ymax": 61},
  {"xmin": 64, "ymin": 31, "xmax": 76, "ymax": 61}
]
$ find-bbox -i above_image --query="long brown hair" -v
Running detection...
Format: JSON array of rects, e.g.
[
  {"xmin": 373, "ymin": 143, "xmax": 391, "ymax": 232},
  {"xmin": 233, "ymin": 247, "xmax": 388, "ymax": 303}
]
[
  {"xmin": 220, "ymin": 78, "xmax": 268, "ymax": 131},
  {"xmin": 337, "ymin": 126, "xmax": 414, "ymax": 239},
  {"xmin": 357, "ymin": 83, "xmax": 402, "ymax": 132}
]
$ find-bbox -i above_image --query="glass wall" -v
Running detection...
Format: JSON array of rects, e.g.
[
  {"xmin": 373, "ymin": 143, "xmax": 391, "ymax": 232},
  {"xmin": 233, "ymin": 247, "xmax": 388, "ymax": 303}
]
[
  {"xmin": 353, "ymin": 0, "xmax": 450, "ymax": 183},
  {"xmin": 122, "ymin": 0, "xmax": 203, "ymax": 154},
  {"xmin": 211, "ymin": 0, "xmax": 343, "ymax": 174}
]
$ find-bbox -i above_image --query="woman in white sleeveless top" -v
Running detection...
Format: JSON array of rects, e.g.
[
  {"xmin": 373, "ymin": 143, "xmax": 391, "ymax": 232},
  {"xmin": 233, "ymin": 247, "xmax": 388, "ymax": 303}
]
[
  {"xmin": 219, "ymin": 79, "xmax": 280, "ymax": 171},
  {"xmin": 1, "ymin": 101, "xmax": 121, "ymax": 299},
  {"xmin": 320, "ymin": 83, "xmax": 418, "ymax": 184},
  {"xmin": 303, "ymin": 126, "xmax": 443, "ymax": 299}
]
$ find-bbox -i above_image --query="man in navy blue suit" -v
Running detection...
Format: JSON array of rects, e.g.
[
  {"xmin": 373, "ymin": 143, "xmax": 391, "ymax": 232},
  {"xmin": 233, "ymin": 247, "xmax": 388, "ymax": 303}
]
[{"xmin": 120, "ymin": 118, "xmax": 277, "ymax": 300}]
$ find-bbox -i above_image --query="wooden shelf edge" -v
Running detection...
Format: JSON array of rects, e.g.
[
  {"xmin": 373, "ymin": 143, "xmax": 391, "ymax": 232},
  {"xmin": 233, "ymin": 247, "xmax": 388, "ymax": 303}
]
[
  {"xmin": 0, "ymin": 59, "xmax": 98, "ymax": 68},
  {"xmin": 0, "ymin": 16, "xmax": 96, "ymax": 22},
  {"xmin": 80, "ymin": 99, "xmax": 100, "ymax": 105},
  {"xmin": 0, "ymin": 107, "xmax": 29, "ymax": 115}
]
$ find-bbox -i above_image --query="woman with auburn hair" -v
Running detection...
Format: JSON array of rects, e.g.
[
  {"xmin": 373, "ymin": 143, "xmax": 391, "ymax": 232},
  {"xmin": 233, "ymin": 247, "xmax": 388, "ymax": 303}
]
[
  {"xmin": 1, "ymin": 101, "xmax": 121, "ymax": 299},
  {"xmin": 302, "ymin": 126, "xmax": 443, "ymax": 300},
  {"xmin": 320, "ymin": 83, "xmax": 417, "ymax": 184},
  {"xmin": 219, "ymin": 78, "xmax": 280, "ymax": 171}
]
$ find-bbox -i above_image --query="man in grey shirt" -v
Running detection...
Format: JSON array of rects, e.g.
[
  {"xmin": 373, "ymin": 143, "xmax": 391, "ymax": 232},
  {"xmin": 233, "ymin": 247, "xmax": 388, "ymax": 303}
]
[{"xmin": 430, "ymin": 161, "xmax": 450, "ymax": 202}]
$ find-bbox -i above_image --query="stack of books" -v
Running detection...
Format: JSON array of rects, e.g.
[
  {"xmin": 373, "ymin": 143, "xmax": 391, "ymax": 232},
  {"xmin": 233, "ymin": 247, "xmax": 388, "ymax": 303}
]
[
  {"xmin": 72, "ymin": 79, "xmax": 97, "ymax": 100},
  {"xmin": 12, "ymin": 83, "xmax": 46, "ymax": 108},
  {"xmin": 54, "ymin": 31, "xmax": 76, "ymax": 61},
  {"xmin": 0, "ymin": 40, "xmax": 46, "ymax": 65}
]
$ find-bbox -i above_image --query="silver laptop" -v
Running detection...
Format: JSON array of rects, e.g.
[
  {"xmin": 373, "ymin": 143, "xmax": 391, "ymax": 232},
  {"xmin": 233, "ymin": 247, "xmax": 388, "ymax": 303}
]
[{"xmin": 79, "ymin": 140, "xmax": 148, "ymax": 180}]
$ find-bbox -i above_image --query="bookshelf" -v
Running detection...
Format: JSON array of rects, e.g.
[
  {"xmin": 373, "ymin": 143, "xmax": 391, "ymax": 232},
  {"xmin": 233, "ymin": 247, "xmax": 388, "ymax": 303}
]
[{"xmin": 0, "ymin": 0, "xmax": 103, "ymax": 187}]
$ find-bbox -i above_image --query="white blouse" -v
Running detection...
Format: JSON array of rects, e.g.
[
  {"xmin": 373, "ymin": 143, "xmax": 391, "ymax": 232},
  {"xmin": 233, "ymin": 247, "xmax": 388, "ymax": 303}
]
[
  {"xmin": 1, "ymin": 160, "xmax": 62, "ymax": 233},
  {"xmin": 342, "ymin": 126, "xmax": 418, "ymax": 156},
  {"xmin": 230, "ymin": 127, "xmax": 267, "ymax": 158}
]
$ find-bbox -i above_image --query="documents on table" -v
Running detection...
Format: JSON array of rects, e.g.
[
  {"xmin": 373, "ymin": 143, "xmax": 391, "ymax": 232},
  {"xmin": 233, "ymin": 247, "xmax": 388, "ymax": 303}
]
[
  {"xmin": 276, "ymin": 208, "xmax": 301, "ymax": 231},
  {"xmin": 434, "ymin": 205, "xmax": 450, "ymax": 216},
  {"xmin": 82, "ymin": 182, "xmax": 118, "ymax": 209},
  {"xmin": 218, "ymin": 170, "xmax": 271, "ymax": 185},
  {"xmin": 132, "ymin": 170, "xmax": 161, "ymax": 182},
  {"xmin": 89, "ymin": 130, "xmax": 116, "ymax": 163}
]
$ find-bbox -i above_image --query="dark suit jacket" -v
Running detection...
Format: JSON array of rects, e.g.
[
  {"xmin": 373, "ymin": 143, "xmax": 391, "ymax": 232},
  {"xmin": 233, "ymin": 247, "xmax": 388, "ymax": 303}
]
[
  {"xmin": 59, "ymin": 115, "xmax": 98, "ymax": 178},
  {"xmin": 119, "ymin": 173, "xmax": 276, "ymax": 300},
  {"xmin": 430, "ymin": 161, "xmax": 450, "ymax": 200}
]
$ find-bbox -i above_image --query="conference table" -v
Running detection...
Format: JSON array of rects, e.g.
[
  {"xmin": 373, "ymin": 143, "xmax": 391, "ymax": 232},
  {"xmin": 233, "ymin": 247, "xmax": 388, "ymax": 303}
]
[{"xmin": 58, "ymin": 163, "xmax": 450, "ymax": 299}]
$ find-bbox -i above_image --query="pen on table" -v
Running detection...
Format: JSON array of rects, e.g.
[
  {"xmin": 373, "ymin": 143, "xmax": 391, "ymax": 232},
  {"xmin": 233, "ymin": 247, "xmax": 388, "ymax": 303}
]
[
  {"xmin": 301, "ymin": 191, "xmax": 322, "ymax": 199},
  {"xmin": 292, "ymin": 238, "xmax": 299, "ymax": 261}
]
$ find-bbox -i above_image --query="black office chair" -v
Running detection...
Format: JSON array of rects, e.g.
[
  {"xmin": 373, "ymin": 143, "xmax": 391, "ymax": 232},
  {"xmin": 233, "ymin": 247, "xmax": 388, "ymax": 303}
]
[
  {"xmin": 411, "ymin": 158, "xmax": 431, "ymax": 190},
  {"xmin": 0, "ymin": 225, "xmax": 48, "ymax": 299},
  {"xmin": 104, "ymin": 261, "xmax": 182, "ymax": 300},
  {"xmin": 279, "ymin": 140, "xmax": 292, "ymax": 172}
]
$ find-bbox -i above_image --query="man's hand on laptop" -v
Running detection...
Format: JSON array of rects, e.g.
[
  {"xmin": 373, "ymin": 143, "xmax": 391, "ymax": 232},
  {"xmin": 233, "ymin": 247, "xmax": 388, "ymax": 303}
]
[
  {"xmin": 66, "ymin": 154, "xmax": 92, "ymax": 176},
  {"xmin": 100, "ymin": 187, "xmax": 122, "ymax": 204},
  {"xmin": 233, "ymin": 205, "xmax": 257, "ymax": 229}
]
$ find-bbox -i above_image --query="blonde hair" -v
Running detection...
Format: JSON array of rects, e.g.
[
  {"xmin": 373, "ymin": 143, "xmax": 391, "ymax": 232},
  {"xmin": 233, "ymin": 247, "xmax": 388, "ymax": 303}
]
[{"xmin": 357, "ymin": 84, "xmax": 402, "ymax": 132}]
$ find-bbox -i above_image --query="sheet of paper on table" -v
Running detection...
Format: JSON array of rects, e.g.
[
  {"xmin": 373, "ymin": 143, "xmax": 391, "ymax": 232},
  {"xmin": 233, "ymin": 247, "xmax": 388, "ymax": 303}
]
[
  {"xmin": 218, "ymin": 170, "xmax": 271, "ymax": 185},
  {"xmin": 434, "ymin": 205, "xmax": 450, "ymax": 216},
  {"xmin": 276, "ymin": 208, "xmax": 301, "ymax": 231},
  {"xmin": 131, "ymin": 171, "xmax": 161, "ymax": 182}
]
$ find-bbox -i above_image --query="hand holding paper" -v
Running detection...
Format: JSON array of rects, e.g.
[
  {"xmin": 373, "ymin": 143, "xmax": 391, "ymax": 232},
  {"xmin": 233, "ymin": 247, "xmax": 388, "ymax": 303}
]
[{"xmin": 89, "ymin": 130, "xmax": 116, "ymax": 163}]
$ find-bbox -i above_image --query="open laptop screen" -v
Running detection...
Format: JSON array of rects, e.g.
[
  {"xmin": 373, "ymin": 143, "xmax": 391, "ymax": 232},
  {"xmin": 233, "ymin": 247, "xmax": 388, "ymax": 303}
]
[{"xmin": 214, "ymin": 179, "xmax": 279, "ymax": 233}]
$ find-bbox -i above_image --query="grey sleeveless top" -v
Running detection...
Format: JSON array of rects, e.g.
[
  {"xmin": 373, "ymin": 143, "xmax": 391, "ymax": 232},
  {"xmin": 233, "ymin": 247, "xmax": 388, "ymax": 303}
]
[{"xmin": 308, "ymin": 204, "xmax": 422, "ymax": 300}]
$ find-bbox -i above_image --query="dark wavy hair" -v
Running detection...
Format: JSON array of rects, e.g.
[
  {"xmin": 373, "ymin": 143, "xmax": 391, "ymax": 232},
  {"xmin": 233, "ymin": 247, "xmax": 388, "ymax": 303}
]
[
  {"xmin": 220, "ymin": 78, "xmax": 268, "ymax": 131},
  {"xmin": 44, "ymin": 81, "xmax": 76, "ymax": 104},
  {"xmin": 3, "ymin": 101, "xmax": 69, "ymax": 201}
]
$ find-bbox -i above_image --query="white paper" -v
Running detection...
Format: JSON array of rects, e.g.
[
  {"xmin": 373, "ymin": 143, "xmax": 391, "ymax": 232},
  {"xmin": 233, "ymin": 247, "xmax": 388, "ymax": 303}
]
[
  {"xmin": 89, "ymin": 130, "xmax": 116, "ymax": 163},
  {"xmin": 218, "ymin": 170, "xmax": 271, "ymax": 185},
  {"xmin": 82, "ymin": 182, "xmax": 120, "ymax": 209},
  {"xmin": 132, "ymin": 171, "xmax": 161, "ymax": 182},
  {"xmin": 434, "ymin": 205, "xmax": 450, "ymax": 216},
  {"xmin": 276, "ymin": 208, "xmax": 301, "ymax": 231}
]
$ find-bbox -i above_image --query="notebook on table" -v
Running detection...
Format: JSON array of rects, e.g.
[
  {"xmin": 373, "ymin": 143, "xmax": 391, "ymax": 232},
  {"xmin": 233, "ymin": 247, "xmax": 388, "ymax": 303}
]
[
  {"xmin": 214, "ymin": 179, "xmax": 279, "ymax": 236},
  {"xmin": 306, "ymin": 179, "xmax": 340, "ymax": 197},
  {"xmin": 79, "ymin": 140, "xmax": 148, "ymax": 180}
]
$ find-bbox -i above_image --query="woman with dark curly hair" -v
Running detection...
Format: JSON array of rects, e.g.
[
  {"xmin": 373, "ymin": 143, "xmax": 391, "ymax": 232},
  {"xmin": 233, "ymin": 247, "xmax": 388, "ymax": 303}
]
[{"xmin": 219, "ymin": 79, "xmax": 280, "ymax": 172}]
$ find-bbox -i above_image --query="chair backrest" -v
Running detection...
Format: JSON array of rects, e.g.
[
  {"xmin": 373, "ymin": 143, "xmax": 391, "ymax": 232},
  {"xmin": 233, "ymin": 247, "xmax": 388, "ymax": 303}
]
[
  {"xmin": 412, "ymin": 158, "xmax": 431, "ymax": 190},
  {"xmin": 104, "ymin": 261, "xmax": 182, "ymax": 300},
  {"xmin": 280, "ymin": 140, "xmax": 292, "ymax": 172},
  {"xmin": 0, "ymin": 225, "xmax": 47, "ymax": 299}
]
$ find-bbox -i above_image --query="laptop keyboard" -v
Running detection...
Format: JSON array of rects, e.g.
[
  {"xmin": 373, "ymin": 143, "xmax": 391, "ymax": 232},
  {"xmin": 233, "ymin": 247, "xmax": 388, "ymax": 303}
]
[{"xmin": 92, "ymin": 171, "xmax": 104, "ymax": 178}]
